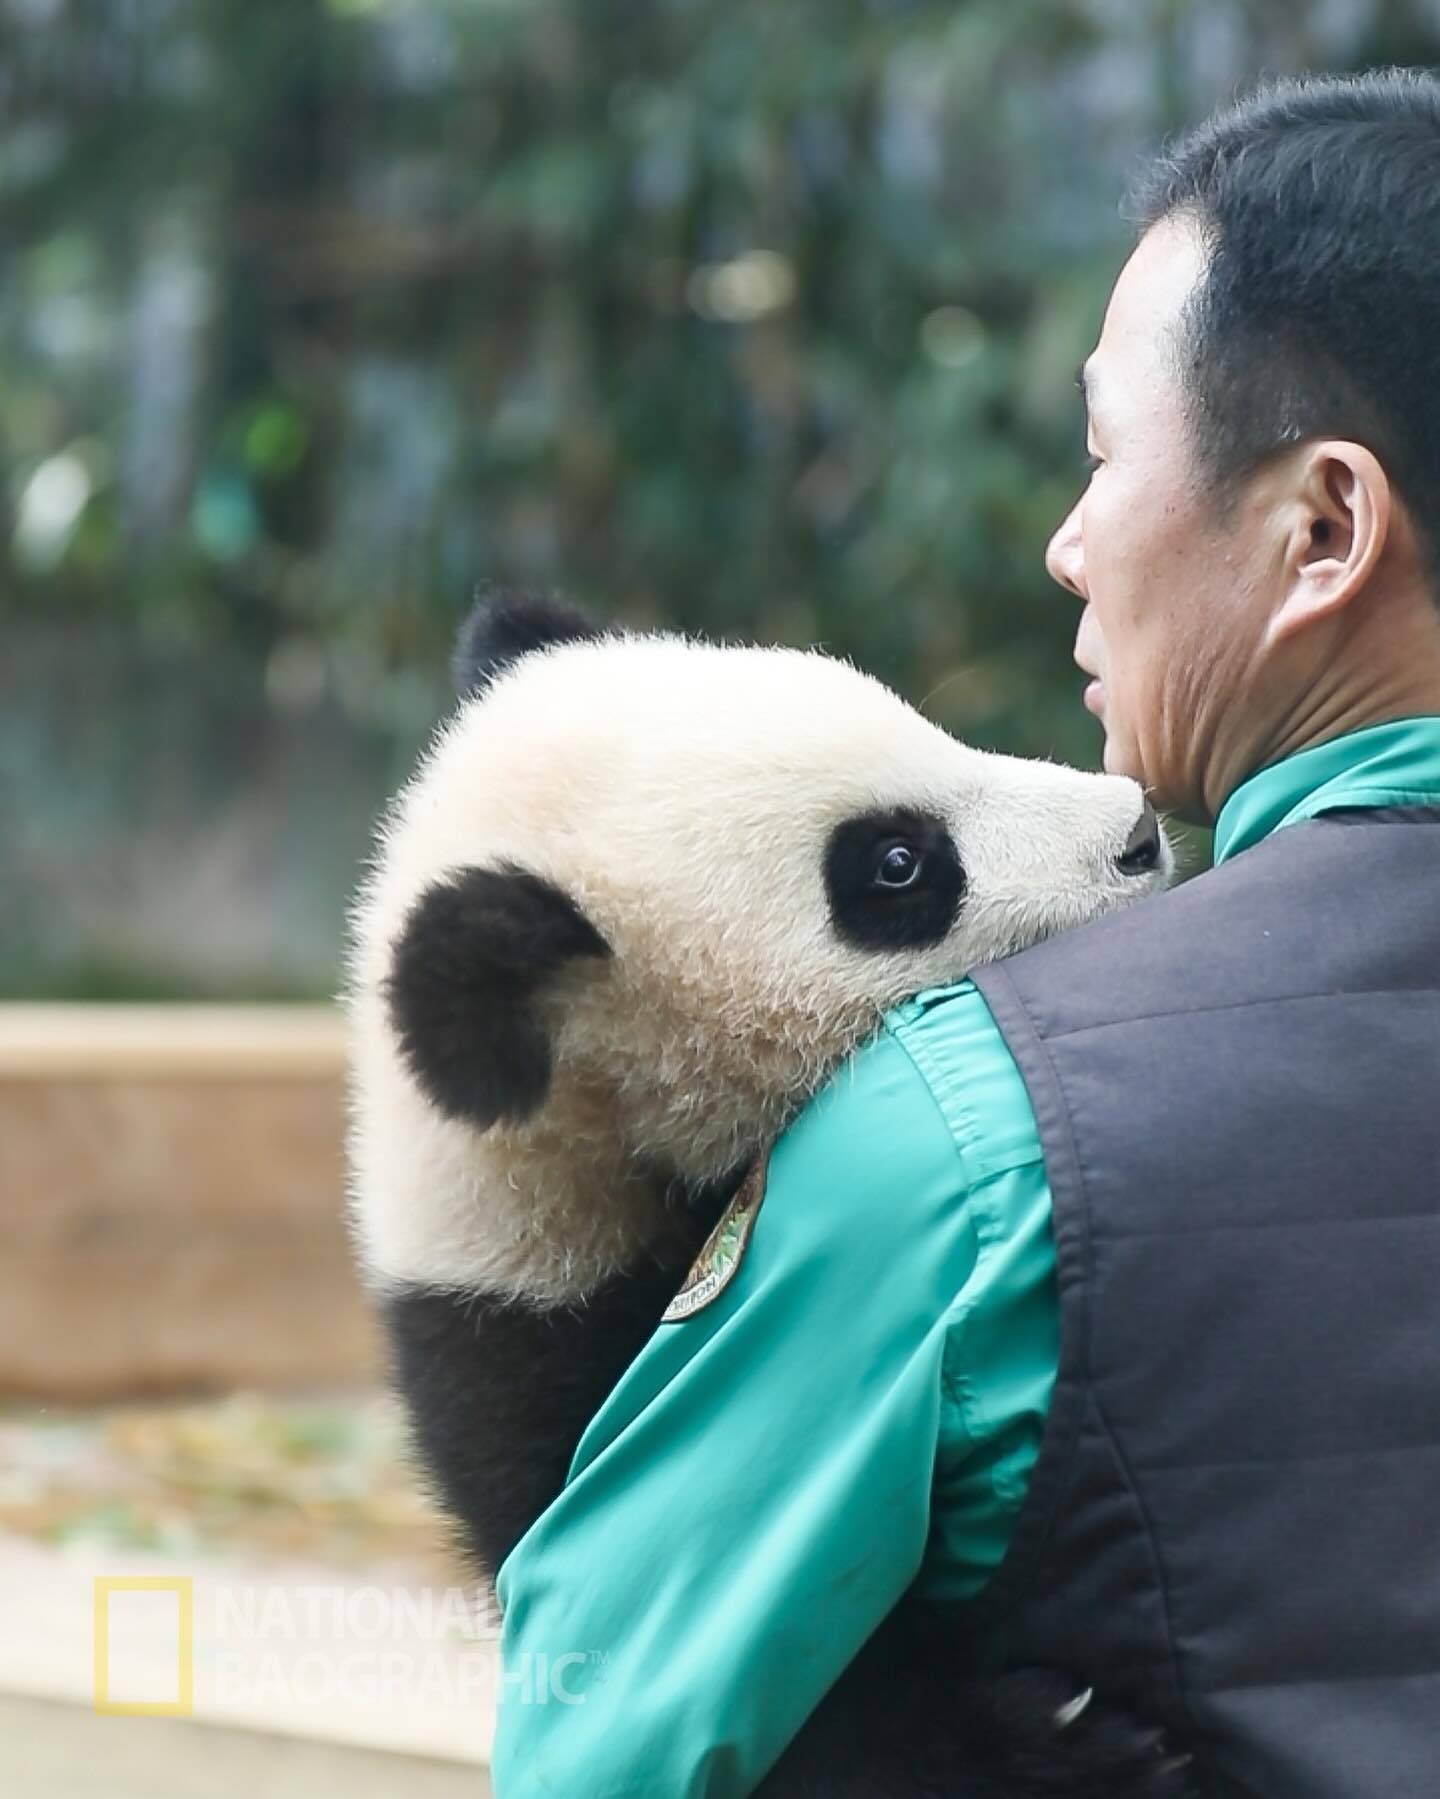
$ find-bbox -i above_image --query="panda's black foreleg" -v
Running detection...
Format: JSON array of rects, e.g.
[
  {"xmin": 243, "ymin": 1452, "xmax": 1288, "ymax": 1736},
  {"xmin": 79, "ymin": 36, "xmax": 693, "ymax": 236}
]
[{"xmin": 382, "ymin": 1180, "xmax": 730, "ymax": 1578}]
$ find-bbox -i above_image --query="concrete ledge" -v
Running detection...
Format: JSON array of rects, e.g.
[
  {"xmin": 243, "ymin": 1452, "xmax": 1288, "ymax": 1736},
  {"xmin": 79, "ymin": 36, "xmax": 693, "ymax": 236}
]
[
  {"xmin": 0, "ymin": 1692, "xmax": 492, "ymax": 1799},
  {"xmin": 0, "ymin": 1005, "xmax": 378, "ymax": 1397},
  {"xmin": 0, "ymin": 1005, "xmax": 346, "ymax": 1081}
]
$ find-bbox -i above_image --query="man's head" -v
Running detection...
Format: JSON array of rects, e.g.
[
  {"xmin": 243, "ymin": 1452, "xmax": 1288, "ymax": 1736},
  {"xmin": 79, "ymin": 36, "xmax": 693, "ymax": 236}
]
[{"xmin": 1047, "ymin": 69, "xmax": 1440, "ymax": 823}]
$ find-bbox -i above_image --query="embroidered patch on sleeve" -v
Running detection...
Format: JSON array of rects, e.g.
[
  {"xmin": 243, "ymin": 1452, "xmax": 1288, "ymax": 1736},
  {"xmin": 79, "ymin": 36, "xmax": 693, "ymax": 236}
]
[{"xmin": 661, "ymin": 1149, "xmax": 771, "ymax": 1323}]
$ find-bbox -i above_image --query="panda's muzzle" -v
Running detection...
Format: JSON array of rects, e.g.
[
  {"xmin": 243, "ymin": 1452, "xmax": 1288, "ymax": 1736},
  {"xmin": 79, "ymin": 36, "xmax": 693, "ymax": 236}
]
[{"xmin": 1116, "ymin": 800, "xmax": 1162, "ymax": 874}]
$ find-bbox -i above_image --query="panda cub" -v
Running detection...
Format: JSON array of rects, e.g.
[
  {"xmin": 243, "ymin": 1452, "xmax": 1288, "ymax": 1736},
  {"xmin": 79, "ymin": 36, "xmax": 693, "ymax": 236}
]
[{"xmin": 345, "ymin": 591, "xmax": 1195, "ymax": 1798}]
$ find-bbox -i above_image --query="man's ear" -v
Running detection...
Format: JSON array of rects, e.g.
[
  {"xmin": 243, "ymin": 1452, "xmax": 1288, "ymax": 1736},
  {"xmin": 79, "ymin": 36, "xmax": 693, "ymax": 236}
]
[
  {"xmin": 385, "ymin": 864, "xmax": 611, "ymax": 1129},
  {"xmin": 453, "ymin": 583, "xmax": 604, "ymax": 697},
  {"xmin": 1267, "ymin": 441, "xmax": 1392, "ymax": 646}
]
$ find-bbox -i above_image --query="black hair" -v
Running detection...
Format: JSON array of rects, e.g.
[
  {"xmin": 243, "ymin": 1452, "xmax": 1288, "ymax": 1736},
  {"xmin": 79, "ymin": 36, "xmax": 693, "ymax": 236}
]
[{"xmin": 1131, "ymin": 68, "xmax": 1440, "ymax": 592}]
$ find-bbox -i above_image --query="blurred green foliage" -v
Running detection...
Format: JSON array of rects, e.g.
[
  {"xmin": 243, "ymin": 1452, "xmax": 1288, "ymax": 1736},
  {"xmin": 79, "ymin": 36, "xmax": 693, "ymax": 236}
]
[{"xmin": 3, "ymin": 0, "xmax": 1436, "ymax": 995}]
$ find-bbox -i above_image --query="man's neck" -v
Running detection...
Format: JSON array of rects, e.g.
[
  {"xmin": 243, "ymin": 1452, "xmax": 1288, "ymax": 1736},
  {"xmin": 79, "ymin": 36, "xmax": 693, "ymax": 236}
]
[{"xmin": 1203, "ymin": 609, "xmax": 1440, "ymax": 820}]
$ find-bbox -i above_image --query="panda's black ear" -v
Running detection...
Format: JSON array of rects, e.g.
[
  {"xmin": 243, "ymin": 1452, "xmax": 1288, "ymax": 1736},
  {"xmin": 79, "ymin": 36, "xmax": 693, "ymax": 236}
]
[
  {"xmin": 385, "ymin": 864, "xmax": 610, "ymax": 1130},
  {"xmin": 453, "ymin": 583, "xmax": 603, "ymax": 697}
]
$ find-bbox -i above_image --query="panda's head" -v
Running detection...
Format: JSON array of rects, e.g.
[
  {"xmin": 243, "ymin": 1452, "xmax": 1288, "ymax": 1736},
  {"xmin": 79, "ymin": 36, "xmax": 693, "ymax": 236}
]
[{"xmin": 347, "ymin": 591, "xmax": 1171, "ymax": 1300}]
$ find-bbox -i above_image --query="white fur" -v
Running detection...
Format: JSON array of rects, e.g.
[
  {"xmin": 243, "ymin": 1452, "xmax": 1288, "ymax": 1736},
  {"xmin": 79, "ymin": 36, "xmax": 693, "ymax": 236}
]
[{"xmin": 346, "ymin": 631, "xmax": 1171, "ymax": 1303}]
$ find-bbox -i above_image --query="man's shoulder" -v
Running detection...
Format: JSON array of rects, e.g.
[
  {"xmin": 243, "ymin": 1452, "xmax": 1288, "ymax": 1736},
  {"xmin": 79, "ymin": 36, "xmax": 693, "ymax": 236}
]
[
  {"xmin": 778, "ymin": 980, "xmax": 1044, "ymax": 1189},
  {"xmin": 884, "ymin": 980, "xmax": 1045, "ymax": 1183},
  {"xmin": 781, "ymin": 1003, "xmax": 967, "ymax": 1190}
]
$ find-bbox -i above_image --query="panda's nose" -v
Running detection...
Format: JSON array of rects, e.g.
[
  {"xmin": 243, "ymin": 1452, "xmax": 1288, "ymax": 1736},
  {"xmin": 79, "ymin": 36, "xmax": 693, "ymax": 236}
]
[{"xmin": 1116, "ymin": 800, "xmax": 1161, "ymax": 874}]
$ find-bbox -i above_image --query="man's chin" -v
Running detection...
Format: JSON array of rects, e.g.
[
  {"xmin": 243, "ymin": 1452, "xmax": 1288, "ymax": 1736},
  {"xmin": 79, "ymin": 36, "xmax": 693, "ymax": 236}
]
[
  {"xmin": 1098, "ymin": 728, "xmax": 1125, "ymax": 776},
  {"xmin": 1100, "ymin": 729, "xmax": 1146, "ymax": 788},
  {"xmin": 1101, "ymin": 735, "xmax": 1191, "ymax": 822}
]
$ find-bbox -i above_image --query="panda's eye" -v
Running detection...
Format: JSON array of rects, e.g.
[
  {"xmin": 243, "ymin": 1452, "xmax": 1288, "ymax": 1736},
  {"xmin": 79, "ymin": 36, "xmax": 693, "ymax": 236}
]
[
  {"xmin": 826, "ymin": 809, "xmax": 964, "ymax": 951},
  {"xmin": 873, "ymin": 843, "xmax": 923, "ymax": 890}
]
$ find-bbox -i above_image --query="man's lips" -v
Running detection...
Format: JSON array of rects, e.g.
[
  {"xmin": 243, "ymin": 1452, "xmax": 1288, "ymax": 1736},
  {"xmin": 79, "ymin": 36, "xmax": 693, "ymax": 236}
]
[{"xmin": 1074, "ymin": 640, "xmax": 1102, "ymax": 708}]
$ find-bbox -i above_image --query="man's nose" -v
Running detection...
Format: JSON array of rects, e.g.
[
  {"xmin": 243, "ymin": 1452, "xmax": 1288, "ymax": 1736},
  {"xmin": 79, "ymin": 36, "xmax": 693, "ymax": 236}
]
[{"xmin": 1045, "ymin": 500, "xmax": 1086, "ymax": 601}]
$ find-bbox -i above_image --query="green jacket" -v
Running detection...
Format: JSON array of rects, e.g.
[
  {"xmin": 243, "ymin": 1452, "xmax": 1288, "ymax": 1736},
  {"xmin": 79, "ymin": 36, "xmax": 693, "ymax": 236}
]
[{"xmin": 493, "ymin": 716, "xmax": 1440, "ymax": 1798}]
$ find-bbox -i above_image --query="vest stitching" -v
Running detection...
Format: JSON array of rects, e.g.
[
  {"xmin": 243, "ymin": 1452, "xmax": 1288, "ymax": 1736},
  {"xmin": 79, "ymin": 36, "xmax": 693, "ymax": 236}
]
[
  {"xmin": 1042, "ymin": 985, "xmax": 1440, "ymax": 1041},
  {"xmin": 1209, "ymin": 1664, "xmax": 1440, "ymax": 1696},
  {"xmin": 1095, "ymin": 1211, "xmax": 1439, "ymax": 1241},
  {"xmin": 1133, "ymin": 1438, "xmax": 1440, "ymax": 1473}
]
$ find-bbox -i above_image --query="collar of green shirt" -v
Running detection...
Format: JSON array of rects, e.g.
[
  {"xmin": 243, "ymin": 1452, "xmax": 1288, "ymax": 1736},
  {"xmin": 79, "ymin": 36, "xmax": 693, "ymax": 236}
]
[{"xmin": 1212, "ymin": 714, "xmax": 1440, "ymax": 866}]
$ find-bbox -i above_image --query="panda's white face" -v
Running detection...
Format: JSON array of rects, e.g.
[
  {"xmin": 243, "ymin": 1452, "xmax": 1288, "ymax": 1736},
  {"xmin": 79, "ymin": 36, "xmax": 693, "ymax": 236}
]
[{"xmin": 347, "ymin": 623, "xmax": 1171, "ymax": 1302}]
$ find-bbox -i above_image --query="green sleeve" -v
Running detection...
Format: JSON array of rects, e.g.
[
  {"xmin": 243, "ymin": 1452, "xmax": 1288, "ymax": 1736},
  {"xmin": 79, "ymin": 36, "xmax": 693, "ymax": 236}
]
[
  {"xmin": 491, "ymin": 982, "xmax": 1057, "ymax": 1797},
  {"xmin": 893, "ymin": 983, "xmax": 1059, "ymax": 1607}
]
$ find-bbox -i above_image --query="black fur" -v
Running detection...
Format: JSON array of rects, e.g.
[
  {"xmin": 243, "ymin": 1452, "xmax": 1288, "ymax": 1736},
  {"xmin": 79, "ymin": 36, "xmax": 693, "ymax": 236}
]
[
  {"xmin": 452, "ymin": 582, "xmax": 604, "ymax": 697},
  {"xmin": 385, "ymin": 863, "xmax": 610, "ymax": 1129},
  {"xmin": 825, "ymin": 809, "xmax": 967, "ymax": 952},
  {"xmin": 385, "ymin": 1177, "xmax": 734, "ymax": 1576}
]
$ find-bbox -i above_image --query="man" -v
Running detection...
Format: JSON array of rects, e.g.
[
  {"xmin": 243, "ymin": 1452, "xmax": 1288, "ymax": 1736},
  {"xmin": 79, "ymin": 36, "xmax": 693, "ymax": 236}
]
[{"xmin": 491, "ymin": 69, "xmax": 1440, "ymax": 1797}]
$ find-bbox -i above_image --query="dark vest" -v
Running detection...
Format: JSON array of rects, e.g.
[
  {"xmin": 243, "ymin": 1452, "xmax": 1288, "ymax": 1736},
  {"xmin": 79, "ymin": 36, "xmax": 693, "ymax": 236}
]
[{"xmin": 969, "ymin": 810, "xmax": 1440, "ymax": 1799}]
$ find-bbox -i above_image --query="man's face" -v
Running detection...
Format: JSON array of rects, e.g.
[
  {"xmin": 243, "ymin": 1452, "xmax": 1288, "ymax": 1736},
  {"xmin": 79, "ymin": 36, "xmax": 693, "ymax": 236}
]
[{"xmin": 1045, "ymin": 216, "xmax": 1274, "ymax": 821}]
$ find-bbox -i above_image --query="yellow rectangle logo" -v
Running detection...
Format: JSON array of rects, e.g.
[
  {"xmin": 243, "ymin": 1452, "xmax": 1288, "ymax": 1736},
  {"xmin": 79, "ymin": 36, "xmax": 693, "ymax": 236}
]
[{"xmin": 94, "ymin": 1576, "xmax": 194, "ymax": 1716}]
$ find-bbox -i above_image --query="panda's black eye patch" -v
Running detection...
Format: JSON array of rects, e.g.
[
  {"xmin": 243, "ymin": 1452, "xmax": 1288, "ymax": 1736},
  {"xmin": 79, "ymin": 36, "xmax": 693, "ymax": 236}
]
[{"xmin": 825, "ymin": 809, "xmax": 965, "ymax": 951}]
